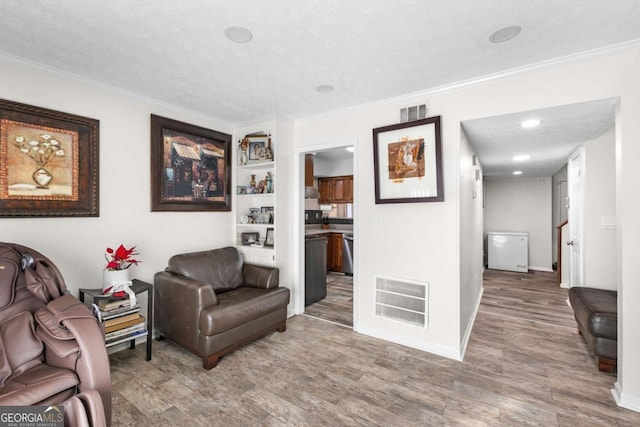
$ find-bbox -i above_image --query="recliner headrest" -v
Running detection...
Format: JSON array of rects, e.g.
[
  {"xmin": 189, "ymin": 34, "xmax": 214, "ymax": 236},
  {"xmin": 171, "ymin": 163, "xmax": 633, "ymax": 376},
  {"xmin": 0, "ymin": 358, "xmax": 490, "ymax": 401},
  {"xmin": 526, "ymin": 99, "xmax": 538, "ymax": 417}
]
[{"xmin": 0, "ymin": 245, "xmax": 21, "ymax": 310}]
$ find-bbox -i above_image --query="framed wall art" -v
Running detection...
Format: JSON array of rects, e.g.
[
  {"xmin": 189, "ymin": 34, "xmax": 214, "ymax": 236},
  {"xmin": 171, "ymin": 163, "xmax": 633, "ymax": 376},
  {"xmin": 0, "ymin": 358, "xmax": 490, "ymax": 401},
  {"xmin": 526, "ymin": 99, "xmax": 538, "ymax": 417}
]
[
  {"xmin": 0, "ymin": 98, "xmax": 99, "ymax": 217},
  {"xmin": 372, "ymin": 116, "xmax": 443, "ymax": 204},
  {"xmin": 151, "ymin": 114, "xmax": 232, "ymax": 211},
  {"xmin": 264, "ymin": 227, "xmax": 275, "ymax": 247},
  {"xmin": 241, "ymin": 232, "xmax": 259, "ymax": 245}
]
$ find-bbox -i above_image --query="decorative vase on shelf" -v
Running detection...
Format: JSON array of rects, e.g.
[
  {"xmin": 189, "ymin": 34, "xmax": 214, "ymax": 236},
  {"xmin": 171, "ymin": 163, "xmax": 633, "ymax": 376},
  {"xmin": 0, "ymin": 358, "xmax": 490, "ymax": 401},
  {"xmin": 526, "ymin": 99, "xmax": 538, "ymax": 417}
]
[
  {"xmin": 102, "ymin": 269, "xmax": 130, "ymax": 292},
  {"xmin": 250, "ymin": 174, "xmax": 256, "ymax": 188},
  {"xmin": 265, "ymin": 172, "xmax": 273, "ymax": 193}
]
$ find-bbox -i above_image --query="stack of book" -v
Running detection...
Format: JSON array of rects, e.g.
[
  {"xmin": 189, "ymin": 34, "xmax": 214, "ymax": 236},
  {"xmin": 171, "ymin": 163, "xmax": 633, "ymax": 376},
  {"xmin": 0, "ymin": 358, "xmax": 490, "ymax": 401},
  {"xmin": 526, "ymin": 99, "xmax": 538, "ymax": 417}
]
[{"xmin": 95, "ymin": 298, "xmax": 147, "ymax": 346}]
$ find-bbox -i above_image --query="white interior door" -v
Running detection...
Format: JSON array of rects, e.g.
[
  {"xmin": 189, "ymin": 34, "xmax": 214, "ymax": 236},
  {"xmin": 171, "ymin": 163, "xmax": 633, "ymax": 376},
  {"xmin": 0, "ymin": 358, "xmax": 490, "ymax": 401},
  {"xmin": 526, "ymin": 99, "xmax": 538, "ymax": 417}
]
[{"xmin": 568, "ymin": 148, "xmax": 585, "ymax": 287}]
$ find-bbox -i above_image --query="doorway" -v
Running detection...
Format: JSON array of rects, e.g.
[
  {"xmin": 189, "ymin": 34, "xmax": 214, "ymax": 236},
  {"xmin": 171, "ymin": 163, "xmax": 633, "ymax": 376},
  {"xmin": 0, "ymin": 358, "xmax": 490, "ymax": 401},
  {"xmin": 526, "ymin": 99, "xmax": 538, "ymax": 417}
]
[{"xmin": 297, "ymin": 142, "xmax": 357, "ymax": 329}]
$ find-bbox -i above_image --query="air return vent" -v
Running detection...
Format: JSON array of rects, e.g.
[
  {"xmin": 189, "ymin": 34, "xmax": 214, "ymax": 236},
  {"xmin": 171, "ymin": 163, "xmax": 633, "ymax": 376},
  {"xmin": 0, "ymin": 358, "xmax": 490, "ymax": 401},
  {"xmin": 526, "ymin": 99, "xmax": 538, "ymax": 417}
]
[
  {"xmin": 375, "ymin": 276, "xmax": 428, "ymax": 328},
  {"xmin": 399, "ymin": 103, "xmax": 427, "ymax": 123}
]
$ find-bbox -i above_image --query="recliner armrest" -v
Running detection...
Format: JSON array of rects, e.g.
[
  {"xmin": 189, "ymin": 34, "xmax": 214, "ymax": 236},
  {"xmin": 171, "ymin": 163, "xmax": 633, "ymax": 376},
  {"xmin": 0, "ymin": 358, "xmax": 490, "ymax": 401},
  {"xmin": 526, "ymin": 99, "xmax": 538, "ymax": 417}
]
[
  {"xmin": 35, "ymin": 294, "xmax": 97, "ymax": 341},
  {"xmin": 243, "ymin": 264, "xmax": 279, "ymax": 289},
  {"xmin": 34, "ymin": 294, "xmax": 112, "ymax": 427}
]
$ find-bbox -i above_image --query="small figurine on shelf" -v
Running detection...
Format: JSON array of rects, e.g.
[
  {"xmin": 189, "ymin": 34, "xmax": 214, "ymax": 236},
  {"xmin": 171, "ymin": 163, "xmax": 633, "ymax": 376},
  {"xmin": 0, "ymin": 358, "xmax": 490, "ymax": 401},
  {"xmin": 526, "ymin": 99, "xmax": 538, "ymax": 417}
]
[
  {"xmin": 249, "ymin": 174, "xmax": 256, "ymax": 189},
  {"xmin": 265, "ymin": 171, "xmax": 273, "ymax": 193},
  {"xmin": 239, "ymin": 137, "xmax": 250, "ymax": 166},
  {"xmin": 265, "ymin": 134, "xmax": 273, "ymax": 160}
]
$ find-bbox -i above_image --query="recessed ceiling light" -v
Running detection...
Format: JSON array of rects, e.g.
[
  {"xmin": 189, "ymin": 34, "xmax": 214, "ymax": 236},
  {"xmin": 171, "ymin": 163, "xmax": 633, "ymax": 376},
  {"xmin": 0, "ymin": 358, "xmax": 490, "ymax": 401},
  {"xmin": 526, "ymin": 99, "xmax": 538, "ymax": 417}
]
[
  {"xmin": 489, "ymin": 25, "xmax": 522, "ymax": 43},
  {"xmin": 345, "ymin": 147, "xmax": 354, "ymax": 153},
  {"xmin": 224, "ymin": 26, "xmax": 253, "ymax": 43},
  {"xmin": 316, "ymin": 84, "xmax": 334, "ymax": 93},
  {"xmin": 513, "ymin": 154, "xmax": 530, "ymax": 162},
  {"xmin": 513, "ymin": 170, "xmax": 523, "ymax": 175},
  {"xmin": 520, "ymin": 119, "xmax": 542, "ymax": 128}
]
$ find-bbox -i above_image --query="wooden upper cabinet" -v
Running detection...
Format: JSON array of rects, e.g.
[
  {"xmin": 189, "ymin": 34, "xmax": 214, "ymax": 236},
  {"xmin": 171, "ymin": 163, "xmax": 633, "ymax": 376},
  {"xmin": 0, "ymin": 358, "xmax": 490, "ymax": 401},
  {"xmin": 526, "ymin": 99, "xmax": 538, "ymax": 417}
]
[
  {"xmin": 318, "ymin": 175, "xmax": 353, "ymax": 203},
  {"xmin": 305, "ymin": 154, "xmax": 314, "ymax": 187},
  {"xmin": 318, "ymin": 178, "xmax": 333, "ymax": 204}
]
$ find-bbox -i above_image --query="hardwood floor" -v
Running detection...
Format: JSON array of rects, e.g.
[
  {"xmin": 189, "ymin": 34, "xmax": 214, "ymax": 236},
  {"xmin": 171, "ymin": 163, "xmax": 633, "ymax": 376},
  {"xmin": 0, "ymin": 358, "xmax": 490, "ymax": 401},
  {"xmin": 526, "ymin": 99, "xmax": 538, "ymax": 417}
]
[
  {"xmin": 480, "ymin": 269, "xmax": 576, "ymax": 328},
  {"xmin": 304, "ymin": 272, "xmax": 353, "ymax": 327},
  {"xmin": 109, "ymin": 270, "xmax": 639, "ymax": 426}
]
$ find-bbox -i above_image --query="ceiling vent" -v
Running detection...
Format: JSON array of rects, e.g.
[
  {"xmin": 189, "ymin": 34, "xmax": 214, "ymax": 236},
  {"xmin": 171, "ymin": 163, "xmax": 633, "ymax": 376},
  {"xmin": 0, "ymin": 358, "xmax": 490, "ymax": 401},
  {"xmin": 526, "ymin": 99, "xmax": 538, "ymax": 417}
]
[{"xmin": 399, "ymin": 103, "xmax": 427, "ymax": 123}]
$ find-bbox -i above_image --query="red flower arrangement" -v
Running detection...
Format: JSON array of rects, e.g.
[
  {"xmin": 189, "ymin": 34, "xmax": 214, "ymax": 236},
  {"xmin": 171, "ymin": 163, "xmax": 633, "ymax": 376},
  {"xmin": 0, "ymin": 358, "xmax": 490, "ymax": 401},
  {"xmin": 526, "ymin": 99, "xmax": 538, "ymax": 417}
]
[{"xmin": 105, "ymin": 244, "xmax": 140, "ymax": 271}]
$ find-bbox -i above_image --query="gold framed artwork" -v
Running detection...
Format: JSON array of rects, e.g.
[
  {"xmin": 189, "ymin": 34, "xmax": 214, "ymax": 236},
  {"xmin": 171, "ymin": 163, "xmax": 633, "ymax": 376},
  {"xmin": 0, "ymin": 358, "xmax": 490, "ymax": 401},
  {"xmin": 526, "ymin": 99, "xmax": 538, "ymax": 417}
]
[{"xmin": 0, "ymin": 98, "xmax": 99, "ymax": 217}]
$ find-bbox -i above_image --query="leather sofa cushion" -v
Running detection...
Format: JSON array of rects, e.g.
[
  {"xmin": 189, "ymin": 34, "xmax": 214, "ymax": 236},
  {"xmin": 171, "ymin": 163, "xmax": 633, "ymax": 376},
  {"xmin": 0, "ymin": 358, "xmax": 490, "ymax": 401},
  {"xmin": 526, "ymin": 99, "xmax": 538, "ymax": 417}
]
[
  {"xmin": 168, "ymin": 247, "xmax": 243, "ymax": 293},
  {"xmin": 199, "ymin": 287, "xmax": 290, "ymax": 335},
  {"xmin": 569, "ymin": 287, "xmax": 617, "ymax": 339},
  {"xmin": 0, "ymin": 311, "xmax": 44, "ymax": 386},
  {"xmin": 0, "ymin": 363, "xmax": 77, "ymax": 406}
]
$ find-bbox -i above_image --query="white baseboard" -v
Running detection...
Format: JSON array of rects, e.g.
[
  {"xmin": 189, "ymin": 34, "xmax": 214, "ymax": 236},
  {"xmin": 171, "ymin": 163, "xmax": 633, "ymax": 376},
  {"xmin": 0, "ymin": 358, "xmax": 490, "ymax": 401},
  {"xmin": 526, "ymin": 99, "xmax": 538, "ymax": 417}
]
[
  {"xmin": 355, "ymin": 324, "xmax": 462, "ymax": 361},
  {"xmin": 529, "ymin": 266, "xmax": 554, "ymax": 273},
  {"xmin": 560, "ymin": 282, "xmax": 570, "ymax": 289},
  {"xmin": 460, "ymin": 287, "xmax": 484, "ymax": 360},
  {"xmin": 612, "ymin": 382, "xmax": 640, "ymax": 413}
]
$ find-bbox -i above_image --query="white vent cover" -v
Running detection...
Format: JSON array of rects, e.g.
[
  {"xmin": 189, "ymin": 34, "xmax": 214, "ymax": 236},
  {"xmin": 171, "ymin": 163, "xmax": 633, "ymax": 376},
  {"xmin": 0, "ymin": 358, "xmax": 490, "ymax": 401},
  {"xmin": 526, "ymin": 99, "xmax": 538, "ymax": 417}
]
[
  {"xmin": 375, "ymin": 276, "xmax": 428, "ymax": 328},
  {"xmin": 399, "ymin": 104, "xmax": 427, "ymax": 123}
]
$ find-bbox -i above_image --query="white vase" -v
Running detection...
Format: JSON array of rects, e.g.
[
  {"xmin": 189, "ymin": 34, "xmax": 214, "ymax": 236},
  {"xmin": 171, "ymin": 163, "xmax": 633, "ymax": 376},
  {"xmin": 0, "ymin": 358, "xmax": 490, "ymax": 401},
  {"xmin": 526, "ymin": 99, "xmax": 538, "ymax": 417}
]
[{"xmin": 102, "ymin": 269, "xmax": 130, "ymax": 292}]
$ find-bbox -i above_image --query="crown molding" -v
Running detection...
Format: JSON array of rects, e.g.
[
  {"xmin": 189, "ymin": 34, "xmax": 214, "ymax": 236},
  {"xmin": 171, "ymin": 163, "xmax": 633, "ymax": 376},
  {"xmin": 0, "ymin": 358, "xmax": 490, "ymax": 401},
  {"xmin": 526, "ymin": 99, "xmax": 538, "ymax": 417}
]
[
  {"xmin": 296, "ymin": 38, "xmax": 640, "ymax": 125},
  {"xmin": 0, "ymin": 51, "xmax": 235, "ymax": 131}
]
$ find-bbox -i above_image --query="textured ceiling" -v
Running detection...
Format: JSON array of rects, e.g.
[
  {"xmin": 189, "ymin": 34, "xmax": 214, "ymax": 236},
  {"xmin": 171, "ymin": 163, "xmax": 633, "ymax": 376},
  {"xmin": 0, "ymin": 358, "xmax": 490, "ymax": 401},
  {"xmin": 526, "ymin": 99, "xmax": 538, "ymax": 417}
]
[
  {"xmin": 462, "ymin": 99, "xmax": 618, "ymax": 178},
  {"xmin": 0, "ymin": 1, "xmax": 638, "ymax": 127},
  {"xmin": 0, "ymin": 2, "xmax": 636, "ymax": 178}
]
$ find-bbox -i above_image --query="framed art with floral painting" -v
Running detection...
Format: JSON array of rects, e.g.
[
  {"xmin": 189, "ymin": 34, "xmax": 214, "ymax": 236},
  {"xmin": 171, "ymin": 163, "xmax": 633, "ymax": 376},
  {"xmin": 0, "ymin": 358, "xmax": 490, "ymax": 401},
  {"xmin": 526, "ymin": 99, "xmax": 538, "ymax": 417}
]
[{"xmin": 0, "ymin": 98, "xmax": 99, "ymax": 217}]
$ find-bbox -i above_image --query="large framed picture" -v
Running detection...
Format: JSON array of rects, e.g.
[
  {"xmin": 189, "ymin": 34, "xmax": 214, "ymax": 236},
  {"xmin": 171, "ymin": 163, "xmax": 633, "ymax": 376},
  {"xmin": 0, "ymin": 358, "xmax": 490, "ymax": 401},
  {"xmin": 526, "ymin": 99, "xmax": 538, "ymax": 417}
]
[
  {"xmin": 0, "ymin": 98, "xmax": 99, "ymax": 217},
  {"xmin": 372, "ymin": 116, "xmax": 443, "ymax": 204},
  {"xmin": 151, "ymin": 114, "xmax": 232, "ymax": 211}
]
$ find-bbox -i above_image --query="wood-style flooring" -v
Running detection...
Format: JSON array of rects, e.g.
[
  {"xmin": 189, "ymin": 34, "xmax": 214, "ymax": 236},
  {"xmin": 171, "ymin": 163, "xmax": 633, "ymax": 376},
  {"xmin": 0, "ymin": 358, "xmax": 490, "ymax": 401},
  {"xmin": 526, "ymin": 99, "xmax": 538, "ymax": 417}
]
[
  {"xmin": 109, "ymin": 269, "xmax": 640, "ymax": 426},
  {"xmin": 480, "ymin": 269, "xmax": 576, "ymax": 328},
  {"xmin": 304, "ymin": 272, "xmax": 353, "ymax": 327}
]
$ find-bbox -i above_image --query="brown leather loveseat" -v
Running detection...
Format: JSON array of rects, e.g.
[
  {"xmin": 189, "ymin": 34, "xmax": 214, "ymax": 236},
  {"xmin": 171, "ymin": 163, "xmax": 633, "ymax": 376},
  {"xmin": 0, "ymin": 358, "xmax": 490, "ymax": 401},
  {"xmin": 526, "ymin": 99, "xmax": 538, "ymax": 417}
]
[
  {"xmin": 154, "ymin": 246, "xmax": 290, "ymax": 369},
  {"xmin": 0, "ymin": 242, "xmax": 111, "ymax": 426}
]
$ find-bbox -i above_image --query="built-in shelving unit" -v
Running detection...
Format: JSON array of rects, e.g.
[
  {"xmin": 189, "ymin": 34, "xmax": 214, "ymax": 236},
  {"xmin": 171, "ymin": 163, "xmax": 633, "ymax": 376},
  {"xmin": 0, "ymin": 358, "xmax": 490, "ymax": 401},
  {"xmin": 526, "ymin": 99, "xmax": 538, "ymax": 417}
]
[{"xmin": 234, "ymin": 133, "xmax": 276, "ymax": 266}]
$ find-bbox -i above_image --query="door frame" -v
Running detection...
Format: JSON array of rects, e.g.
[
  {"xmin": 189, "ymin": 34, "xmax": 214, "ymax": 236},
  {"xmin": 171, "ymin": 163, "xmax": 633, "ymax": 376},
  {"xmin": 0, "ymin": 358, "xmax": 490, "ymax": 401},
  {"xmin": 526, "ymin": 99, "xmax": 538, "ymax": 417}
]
[
  {"xmin": 292, "ymin": 139, "xmax": 359, "ymax": 329},
  {"xmin": 568, "ymin": 147, "xmax": 585, "ymax": 287}
]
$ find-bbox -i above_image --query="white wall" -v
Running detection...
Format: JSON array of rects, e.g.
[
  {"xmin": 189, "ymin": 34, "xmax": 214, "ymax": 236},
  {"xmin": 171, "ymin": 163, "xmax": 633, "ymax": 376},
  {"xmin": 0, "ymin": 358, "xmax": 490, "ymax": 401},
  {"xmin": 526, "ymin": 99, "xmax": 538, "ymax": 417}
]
[
  {"xmin": 0, "ymin": 57, "xmax": 235, "ymax": 299},
  {"xmin": 583, "ymin": 126, "xmax": 616, "ymax": 290},
  {"xmin": 313, "ymin": 155, "xmax": 353, "ymax": 177},
  {"xmin": 459, "ymin": 129, "xmax": 484, "ymax": 350},
  {"xmin": 484, "ymin": 177, "xmax": 553, "ymax": 271},
  {"xmin": 296, "ymin": 106, "xmax": 462, "ymax": 358}
]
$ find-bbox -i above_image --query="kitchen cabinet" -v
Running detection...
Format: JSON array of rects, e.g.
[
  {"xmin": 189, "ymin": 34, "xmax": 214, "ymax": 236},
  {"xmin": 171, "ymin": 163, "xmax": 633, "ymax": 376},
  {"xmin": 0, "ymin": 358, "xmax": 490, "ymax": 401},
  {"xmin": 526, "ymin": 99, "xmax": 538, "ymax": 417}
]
[
  {"xmin": 318, "ymin": 175, "xmax": 353, "ymax": 203},
  {"xmin": 327, "ymin": 233, "xmax": 343, "ymax": 273},
  {"xmin": 305, "ymin": 154, "xmax": 314, "ymax": 186}
]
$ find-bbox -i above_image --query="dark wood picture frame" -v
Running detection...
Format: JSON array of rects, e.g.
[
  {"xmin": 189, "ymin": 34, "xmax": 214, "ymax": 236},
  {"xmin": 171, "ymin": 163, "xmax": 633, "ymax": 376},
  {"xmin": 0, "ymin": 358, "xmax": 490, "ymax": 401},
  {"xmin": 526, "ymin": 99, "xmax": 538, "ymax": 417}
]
[
  {"xmin": 373, "ymin": 116, "xmax": 443, "ymax": 204},
  {"xmin": 150, "ymin": 114, "xmax": 232, "ymax": 211},
  {"xmin": 265, "ymin": 227, "xmax": 275, "ymax": 247},
  {"xmin": 241, "ymin": 232, "xmax": 259, "ymax": 245},
  {"xmin": 0, "ymin": 98, "xmax": 99, "ymax": 217}
]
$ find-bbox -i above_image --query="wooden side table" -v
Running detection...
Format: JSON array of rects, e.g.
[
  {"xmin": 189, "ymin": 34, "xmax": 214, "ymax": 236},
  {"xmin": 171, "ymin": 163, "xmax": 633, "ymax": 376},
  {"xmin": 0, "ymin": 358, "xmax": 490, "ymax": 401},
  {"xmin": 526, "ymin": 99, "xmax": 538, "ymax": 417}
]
[{"xmin": 79, "ymin": 279, "xmax": 153, "ymax": 361}]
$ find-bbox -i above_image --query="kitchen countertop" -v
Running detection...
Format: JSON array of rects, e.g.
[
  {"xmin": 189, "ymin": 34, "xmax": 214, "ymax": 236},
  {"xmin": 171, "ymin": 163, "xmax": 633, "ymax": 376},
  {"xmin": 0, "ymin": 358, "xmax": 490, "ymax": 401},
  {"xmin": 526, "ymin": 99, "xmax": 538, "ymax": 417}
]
[{"xmin": 304, "ymin": 225, "xmax": 353, "ymax": 236}]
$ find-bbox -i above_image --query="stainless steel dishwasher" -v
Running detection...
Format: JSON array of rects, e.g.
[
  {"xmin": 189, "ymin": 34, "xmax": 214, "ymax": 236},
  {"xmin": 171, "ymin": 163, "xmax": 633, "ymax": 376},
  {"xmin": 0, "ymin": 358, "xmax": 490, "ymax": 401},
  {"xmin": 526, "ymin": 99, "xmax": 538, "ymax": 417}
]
[
  {"xmin": 342, "ymin": 233, "xmax": 353, "ymax": 275},
  {"xmin": 305, "ymin": 235, "xmax": 327, "ymax": 306}
]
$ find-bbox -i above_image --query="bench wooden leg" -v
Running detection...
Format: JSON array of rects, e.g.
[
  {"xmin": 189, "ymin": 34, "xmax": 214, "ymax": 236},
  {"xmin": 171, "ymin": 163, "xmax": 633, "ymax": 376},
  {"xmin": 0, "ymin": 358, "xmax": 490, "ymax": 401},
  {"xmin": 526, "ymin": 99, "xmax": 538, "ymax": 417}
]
[{"xmin": 598, "ymin": 357, "xmax": 617, "ymax": 373}]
